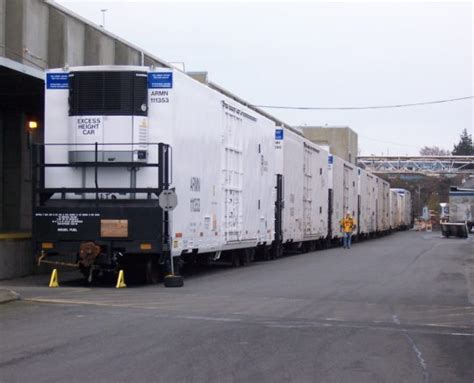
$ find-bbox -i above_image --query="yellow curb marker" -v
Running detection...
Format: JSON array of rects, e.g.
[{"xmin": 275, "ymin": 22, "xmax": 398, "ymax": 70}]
[
  {"xmin": 49, "ymin": 269, "xmax": 59, "ymax": 288},
  {"xmin": 116, "ymin": 270, "xmax": 127, "ymax": 289}
]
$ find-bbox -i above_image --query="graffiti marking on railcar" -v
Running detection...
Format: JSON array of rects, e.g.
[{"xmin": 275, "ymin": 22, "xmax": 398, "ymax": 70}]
[
  {"xmin": 191, "ymin": 198, "xmax": 201, "ymax": 212},
  {"xmin": 260, "ymin": 155, "xmax": 269, "ymax": 174},
  {"xmin": 190, "ymin": 177, "xmax": 201, "ymax": 192}
]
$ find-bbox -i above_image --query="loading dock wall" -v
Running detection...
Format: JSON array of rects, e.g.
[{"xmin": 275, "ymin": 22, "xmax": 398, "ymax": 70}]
[{"xmin": 0, "ymin": 0, "xmax": 172, "ymax": 279}]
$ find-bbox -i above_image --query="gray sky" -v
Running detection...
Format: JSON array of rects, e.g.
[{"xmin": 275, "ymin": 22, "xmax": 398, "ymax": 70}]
[{"xmin": 58, "ymin": 1, "xmax": 473, "ymax": 155}]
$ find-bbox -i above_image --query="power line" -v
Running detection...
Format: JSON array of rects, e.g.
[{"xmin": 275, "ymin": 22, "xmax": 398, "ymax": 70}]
[{"xmin": 253, "ymin": 96, "xmax": 474, "ymax": 110}]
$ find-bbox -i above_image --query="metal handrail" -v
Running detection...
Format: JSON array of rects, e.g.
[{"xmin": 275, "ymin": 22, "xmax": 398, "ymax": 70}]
[{"xmin": 32, "ymin": 142, "xmax": 170, "ymax": 204}]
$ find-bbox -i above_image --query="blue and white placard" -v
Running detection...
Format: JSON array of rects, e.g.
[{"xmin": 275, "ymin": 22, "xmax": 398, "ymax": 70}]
[
  {"xmin": 46, "ymin": 73, "xmax": 69, "ymax": 89},
  {"xmin": 148, "ymin": 72, "xmax": 173, "ymax": 89}
]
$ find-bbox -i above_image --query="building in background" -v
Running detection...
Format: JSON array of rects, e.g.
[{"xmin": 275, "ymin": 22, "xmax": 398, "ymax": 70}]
[{"xmin": 300, "ymin": 126, "xmax": 358, "ymax": 165}]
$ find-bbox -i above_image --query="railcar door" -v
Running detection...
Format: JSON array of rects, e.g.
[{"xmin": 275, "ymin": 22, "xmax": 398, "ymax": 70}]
[
  {"xmin": 343, "ymin": 166, "xmax": 350, "ymax": 213},
  {"xmin": 303, "ymin": 145, "xmax": 313, "ymax": 236},
  {"xmin": 223, "ymin": 111, "xmax": 243, "ymax": 242}
]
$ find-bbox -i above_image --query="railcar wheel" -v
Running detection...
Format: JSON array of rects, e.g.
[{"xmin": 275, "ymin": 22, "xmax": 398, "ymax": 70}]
[
  {"xmin": 145, "ymin": 259, "xmax": 160, "ymax": 284},
  {"xmin": 164, "ymin": 274, "xmax": 184, "ymax": 288},
  {"xmin": 240, "ymin": 249, "xmax": 254, "ymax": 266},
  {"xmin": 231, "ymin": 252, "xmax": 241, "ymax": 267}
]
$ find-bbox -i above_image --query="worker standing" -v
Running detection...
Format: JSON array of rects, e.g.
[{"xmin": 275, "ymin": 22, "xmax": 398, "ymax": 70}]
[{"xmin": 340, "ymin": 211, "xmax": 356, "ymax": 249}]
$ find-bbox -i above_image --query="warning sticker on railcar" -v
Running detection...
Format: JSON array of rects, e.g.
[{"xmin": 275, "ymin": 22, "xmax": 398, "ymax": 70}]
[
  {"xmin": 190, "ymin": 198, "xmax": 201, "ymax": 212},
  {"xmin": 75, "ymin": 117, "xmax": 103, "ymax": 136},
  {"xmin": 46, "ymin": 73, "xmax": 69, "ymax": 89},
  {"xmin": 35, "ymin": 212, "xmax": 100, "ymax": 233},
  {"xmin": 148, "ymin": 72, "xmax": 173, "ymax": 89}
]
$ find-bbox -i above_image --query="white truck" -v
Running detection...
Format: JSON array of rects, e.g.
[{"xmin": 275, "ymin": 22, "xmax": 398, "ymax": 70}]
[{"xmin": 441, "ymin": 183, "xmax": 474, "ymax": 237}]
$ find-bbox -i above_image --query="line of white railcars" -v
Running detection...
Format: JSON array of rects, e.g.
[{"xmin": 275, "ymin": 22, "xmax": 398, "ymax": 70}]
[{"xmin": 34, "ymin": 66, "xmax": 412, "ymax": 283}]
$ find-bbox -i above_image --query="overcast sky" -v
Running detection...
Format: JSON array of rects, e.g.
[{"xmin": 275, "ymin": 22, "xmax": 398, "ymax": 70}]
[{"xmin": 57, "ymin": 0, "xmax": 473, "ymax": 156}]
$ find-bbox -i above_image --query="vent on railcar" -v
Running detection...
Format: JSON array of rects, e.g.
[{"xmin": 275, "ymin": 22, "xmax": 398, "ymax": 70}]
[{"xmin": 68, "ymin": 70, "xmax": 149, "ymax": 163}]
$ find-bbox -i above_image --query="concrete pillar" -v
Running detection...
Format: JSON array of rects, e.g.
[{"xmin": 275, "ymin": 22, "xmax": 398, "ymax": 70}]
[
  {"xmin": 47, "ymin": 7, "xmax": 66, "ymax": 68},
  {"xmin": 84, "ymin": 25, "xmax": 115, "ymax": 65},
  {"xmin": 115, "ymin": 41, "xmax": 140, "ymax": 65},
  {"xmin": 144, "ymin": 55, "xmax": 165, "ymax": 68},
  {"xmin": 1, "ymin": 110, "xmax": 22, "ymax": 231},
  {"xmin": 0, "ymin": 110, "xmax": 4, "ymax": 229},
  {"xmin": 5, "ymin": 0, "xmax": 23, "ymax": 64},
  {"xmin": 0, "ymin": 0, "xmax": 5, "ymax": 57},
  {"xmin": 22, "ymin": 0, "xmax": 49, "ymax": 70},
  {"xmin": 19, "ymin": 114, "xmax": 31, "ymax": 231},
  {"xmin": 0, "ymin": 239, "xmax": 34, "ymax": 279},
  {"xmin": 65, "ymin": 17, "xmax": 85, "ymax": 66}
]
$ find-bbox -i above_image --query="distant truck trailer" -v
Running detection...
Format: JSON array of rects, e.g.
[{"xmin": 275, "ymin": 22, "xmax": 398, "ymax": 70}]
[{"xmin": 448, "ymin": 185, "xmax": 474, "ymax": 233}]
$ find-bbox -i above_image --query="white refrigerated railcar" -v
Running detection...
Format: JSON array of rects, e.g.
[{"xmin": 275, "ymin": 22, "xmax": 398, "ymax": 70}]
[
  {"xmin": 33, "ymin": 65, "xmax": 411, "ymax": 283},
  {"xmin": 391, "ymin": 188, "xmax": 412, "ymax": 229},
  {"xmin": 376, "ymin": 177, "xmax": 391, "ymax": 233},
  {"xmin": 328, "ymin": 154, "xmax": 358, "ymax": 240},
  {"xmin": 275, "ymin": 128, "xmax": 328, "ymax": 247}
]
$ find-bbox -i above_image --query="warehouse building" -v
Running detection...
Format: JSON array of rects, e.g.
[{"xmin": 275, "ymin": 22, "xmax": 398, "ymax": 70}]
[
  {"xmin": 301, "ymin": 126, "xmax": 358, "ymax": 165},
  {"xmin": 0, "ymin": 0, "xmax": 173, "ymax": 278}
]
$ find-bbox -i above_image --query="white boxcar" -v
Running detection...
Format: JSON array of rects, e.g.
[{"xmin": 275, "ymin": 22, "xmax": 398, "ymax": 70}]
[
  {"xmin": 275, "ymin": 128, "xmax": 328, "ymax": 244},
  {"xmin": 389, "ymin": 189, "xmax": 400, "ymax": 229},
  {"xmin": 402, "ymin": 190, "xmax": 412, "ymax": 227},
  {"xmin": 328, "ymin": 154, "xmax": 358, "ymax": 239},
  {"xmin": 376, "ymin": 177, "xmax": 390, "ymax": 232},
  {"xmin": 391, "ymin": 188, "xmax": 412, "ymax": 228},
  {"xmin": 148, "ymin": 68, "xmax": 277, "ymax": 255},
  {"xmin": 358, "ymin": 169, "xmax": 377, "ymax": 235},
  {"xmin": 41, "ymin": 66, "xmax": 276, "ymax": 265}
]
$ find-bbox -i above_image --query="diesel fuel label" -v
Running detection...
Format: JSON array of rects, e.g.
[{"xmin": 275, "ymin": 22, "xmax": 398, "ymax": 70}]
[{"xmin": 35, "ymin": 213, "xmax": 100, "ymax": 232}]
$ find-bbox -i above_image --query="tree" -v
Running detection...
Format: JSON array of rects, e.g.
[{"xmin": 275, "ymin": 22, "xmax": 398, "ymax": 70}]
[
  {"xmin": 419, "ymin": 146, "xmax": 451, "ymax": 156},
  {"xmin": 452, "ymin": 129, "xmax": 474, "ymax": 155}
]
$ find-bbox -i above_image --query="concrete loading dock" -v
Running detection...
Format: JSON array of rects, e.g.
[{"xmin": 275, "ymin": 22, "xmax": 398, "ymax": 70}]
[{"xmin": 0, "ymin": 0, "xmax": 172, "ymax": 278}]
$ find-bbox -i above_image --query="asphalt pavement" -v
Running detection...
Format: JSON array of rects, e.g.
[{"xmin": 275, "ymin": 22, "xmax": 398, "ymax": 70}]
[{"xmin": 1, "ymin": 231, "xmax": 473, "ymax": 383}]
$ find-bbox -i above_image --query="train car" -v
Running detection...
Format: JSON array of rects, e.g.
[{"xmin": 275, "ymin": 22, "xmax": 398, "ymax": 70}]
[
  {"xmin": 328, "ymin": 154, "xmax": 358, "ymax": 241},
  {"xmin": 389, "ymin": 189, "xmax": 400, "ymax": 230},
  {"xmin": 275, "ymin": 128, "xmax": 328, "ymax": 251},
  {"xmin": 34, "ymin": 66, "xmax": 277, "ymax": 283},
  {"xmin": 402, "ymin": 190, "xmax": 412, "ymax": 228},
  {"xmin": 391, "ymin": 188, "xmax": 412, "ymax": 229},
  {"xmin": 33, "ymin": 64, "xmax": 402, "ymax": 286},
  {"xmin": 358, "ymin": 168, "xmax": 377, "ymax": 237},
  {"xmin": 376, "ymin": 177, "xmax": 391, "ymax": 233}
]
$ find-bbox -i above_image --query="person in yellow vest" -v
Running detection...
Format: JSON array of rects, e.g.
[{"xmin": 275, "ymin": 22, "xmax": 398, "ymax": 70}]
[{"xmin": 340, "ymin": 211, "xmax": 356, "ymax": 249}]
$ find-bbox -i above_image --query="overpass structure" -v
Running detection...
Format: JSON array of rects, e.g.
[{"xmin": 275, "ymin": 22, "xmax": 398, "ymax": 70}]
[{"xmin": 357, "ymin": 155, "xmax": 474, "ymax": 176}]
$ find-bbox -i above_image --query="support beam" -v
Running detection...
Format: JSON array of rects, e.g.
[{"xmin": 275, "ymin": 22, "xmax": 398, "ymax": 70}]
[{"xmin": 357, "ymin": 156, "xmax": 474, "ymax": 175}]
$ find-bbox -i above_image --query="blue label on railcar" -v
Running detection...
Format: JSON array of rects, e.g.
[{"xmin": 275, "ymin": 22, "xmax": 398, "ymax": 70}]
[
  {"xmin": 275, "ymin": 129, "xmax": 284, "ymax": 140},
  {"xmin": 328, "ymin": 155, "xmax": 333, "ymax": 164},
  {"xmin": 46, "ymin": 73, "xmax": 69, "ymax": 89},
  {"xmin": 148, "ymin": 72, "xmax": 173, "ymax": 89}
]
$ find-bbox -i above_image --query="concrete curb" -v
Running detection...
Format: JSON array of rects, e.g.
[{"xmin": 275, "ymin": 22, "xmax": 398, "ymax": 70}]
[{"xmin": 0, "ymin": 288, "xmax": 21, "ymax": 304}]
